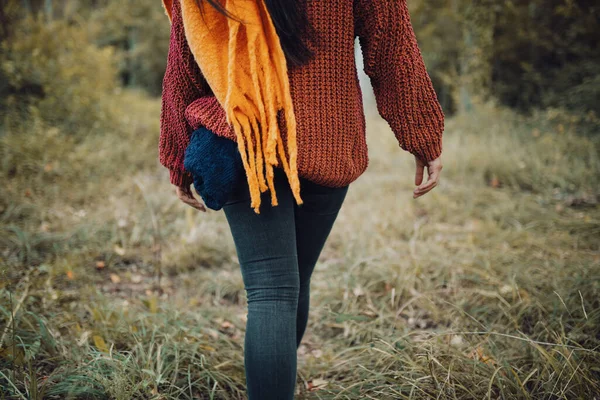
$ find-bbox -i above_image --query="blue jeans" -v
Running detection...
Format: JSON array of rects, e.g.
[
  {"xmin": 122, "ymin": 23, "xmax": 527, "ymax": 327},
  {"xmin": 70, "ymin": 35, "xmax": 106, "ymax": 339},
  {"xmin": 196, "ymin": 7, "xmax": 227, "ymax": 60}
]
[{"xmin": 222, "ymin": 166, "xmax": 349, "ymax": 400}]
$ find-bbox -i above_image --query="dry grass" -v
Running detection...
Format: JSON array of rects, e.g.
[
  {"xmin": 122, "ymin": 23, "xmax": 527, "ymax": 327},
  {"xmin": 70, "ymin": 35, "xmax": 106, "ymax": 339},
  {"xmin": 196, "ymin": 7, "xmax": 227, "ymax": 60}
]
[{"xmin": 1, "ymin": 88, "xmax": 599, "ymax": 399}]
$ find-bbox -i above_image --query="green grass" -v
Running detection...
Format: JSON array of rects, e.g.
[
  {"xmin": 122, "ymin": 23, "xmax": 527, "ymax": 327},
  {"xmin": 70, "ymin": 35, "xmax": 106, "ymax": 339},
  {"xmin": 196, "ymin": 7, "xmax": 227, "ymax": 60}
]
[{"xmin": 1, "ymin": 92, "xmax": 599, "ymax": 399}]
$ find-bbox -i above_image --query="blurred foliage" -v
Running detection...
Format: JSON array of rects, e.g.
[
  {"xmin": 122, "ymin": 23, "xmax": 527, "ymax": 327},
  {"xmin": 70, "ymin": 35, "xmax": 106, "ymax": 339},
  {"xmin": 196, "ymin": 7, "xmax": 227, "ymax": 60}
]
[
  {"xmin": 0, "ymin": 13, "xmax": 118, "ymax": 131},
  {"xmin": 87, "ymin": 0, "xmax": 171, "ymax": 95},
  {"xmin": 0, "ymin": 0, "xmax": 598, "ymax": 124},
  {"xmin": 0, "ymin": 0, "xmax": 170, "ymax": 100},
  {"xmin": 410, "ymin": 0, "xmax": 599, "ymax": 124},
  {"xmin": 0, "ymin": 0, "xmax": 170, "ymax": 200},
  {"xmin": 491, "ymin": 0, "xmax": 600, "ymax": 115}
]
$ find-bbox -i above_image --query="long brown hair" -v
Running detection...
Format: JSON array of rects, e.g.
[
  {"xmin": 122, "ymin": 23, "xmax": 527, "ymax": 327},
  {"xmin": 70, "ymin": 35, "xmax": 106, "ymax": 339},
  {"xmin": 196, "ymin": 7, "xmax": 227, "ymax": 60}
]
[{"xmin": 194, "ymin": 0, "xmax": 318, "ymax": 68}]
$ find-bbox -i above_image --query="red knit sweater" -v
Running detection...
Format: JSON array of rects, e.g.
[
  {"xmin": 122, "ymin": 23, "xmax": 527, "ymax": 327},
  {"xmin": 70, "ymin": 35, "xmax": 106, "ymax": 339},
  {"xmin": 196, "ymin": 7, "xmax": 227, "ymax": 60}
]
[{"xmin": 160, "ymin": 0, "xmax": 445, "ymax": 187}]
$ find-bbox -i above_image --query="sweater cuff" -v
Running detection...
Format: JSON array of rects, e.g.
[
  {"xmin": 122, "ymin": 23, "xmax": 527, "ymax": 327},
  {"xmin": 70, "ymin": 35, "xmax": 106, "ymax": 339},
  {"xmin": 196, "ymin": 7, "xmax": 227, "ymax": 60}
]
[
  {"xmin": 170, "ymin": 168, "xmax": 193, "ymax": 187},
  {"xmin": 411, "ymin": 137, "xmax": 443, "ymax": 163}
]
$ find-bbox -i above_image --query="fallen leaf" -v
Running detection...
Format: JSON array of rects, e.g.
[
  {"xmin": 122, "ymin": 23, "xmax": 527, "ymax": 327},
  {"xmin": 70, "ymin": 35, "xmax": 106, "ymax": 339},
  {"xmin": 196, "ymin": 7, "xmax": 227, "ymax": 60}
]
[
  {"xmin": 93, "ymin": 335, "xmax": 109, "ymax": 353},
  {"xmin": 490, "ymin": 175, "xmax": 500, "ymax": 188},
  {"xmin": 114, "ymin": 245, "xmax": 126, "ymax": 256},
  {"xmin": 146, "ymin": 295, "xmax": 158, "ymax": 313},
  {"xmin": 199, "ymin": 344, "xmax": 216, "ymax": 352},
  {"xmin": 220, "ymin": 320, "xmax": 234, "ymax": 329},
  {"xmin": 467, "ymin": 345, "xmax": 496, "ymax": 366},
  {"xmin": 307, "ymin": 378, "xmax": 328, "ymax": 391}
]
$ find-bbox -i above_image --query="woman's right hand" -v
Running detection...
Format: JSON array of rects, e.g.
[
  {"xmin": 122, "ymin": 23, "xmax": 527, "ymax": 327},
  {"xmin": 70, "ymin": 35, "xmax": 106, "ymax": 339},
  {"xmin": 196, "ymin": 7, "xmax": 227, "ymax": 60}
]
[
  {"xmin": 175, "ymin": 183, "xmax": 207, "ymax": 212},
  {"xmin": 413, "ymin": 155, "xmax": 443, "ymax": 199}
]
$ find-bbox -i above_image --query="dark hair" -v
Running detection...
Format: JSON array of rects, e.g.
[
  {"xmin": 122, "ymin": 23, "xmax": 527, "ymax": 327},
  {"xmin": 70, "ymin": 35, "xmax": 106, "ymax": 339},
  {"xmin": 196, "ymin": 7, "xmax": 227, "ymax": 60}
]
[{"xmin": 195, "ymin": 0, "xmax": 318, "ymax": 68}]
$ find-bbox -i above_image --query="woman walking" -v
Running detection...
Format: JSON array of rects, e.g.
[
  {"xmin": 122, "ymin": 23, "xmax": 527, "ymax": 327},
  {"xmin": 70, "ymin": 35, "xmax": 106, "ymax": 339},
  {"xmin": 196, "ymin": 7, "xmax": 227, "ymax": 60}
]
[{"xmin": 159, "ymin": 0, "xmax": 444, "ymax": 398}]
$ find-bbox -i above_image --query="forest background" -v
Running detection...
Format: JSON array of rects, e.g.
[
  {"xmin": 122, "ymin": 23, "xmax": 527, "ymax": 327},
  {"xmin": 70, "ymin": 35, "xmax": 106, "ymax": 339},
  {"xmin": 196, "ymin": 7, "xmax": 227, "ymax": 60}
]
[{"xmin": 1, "ymin": 0, "xmax": 599, "ymax": 398}]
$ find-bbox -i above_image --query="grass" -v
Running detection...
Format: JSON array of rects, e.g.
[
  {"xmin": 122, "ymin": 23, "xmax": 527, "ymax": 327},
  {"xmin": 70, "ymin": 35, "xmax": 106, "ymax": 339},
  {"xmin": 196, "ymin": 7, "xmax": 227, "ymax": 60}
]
[{"xmin": 1, "ymin": 88, "xmax": 599, "ymax": 399}]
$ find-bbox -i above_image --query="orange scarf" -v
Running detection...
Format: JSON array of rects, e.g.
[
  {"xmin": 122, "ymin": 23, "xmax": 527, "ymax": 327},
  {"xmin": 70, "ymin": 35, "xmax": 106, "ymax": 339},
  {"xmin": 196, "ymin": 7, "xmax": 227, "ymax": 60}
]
[{"xmin": 162, "ymin": 0, "xmax": 303, "ymax": 214}]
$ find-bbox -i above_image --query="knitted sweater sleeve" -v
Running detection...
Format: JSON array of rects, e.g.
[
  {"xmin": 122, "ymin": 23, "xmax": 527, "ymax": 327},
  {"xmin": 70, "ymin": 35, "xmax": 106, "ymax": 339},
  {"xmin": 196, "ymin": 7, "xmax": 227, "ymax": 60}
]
[
  {"xmin": 159, "ymin": 0, "xmax": 209, "ymax": 186},
  {"xmin": 354, "ymin": 0, "xmax": 445, "ymax": 162}
]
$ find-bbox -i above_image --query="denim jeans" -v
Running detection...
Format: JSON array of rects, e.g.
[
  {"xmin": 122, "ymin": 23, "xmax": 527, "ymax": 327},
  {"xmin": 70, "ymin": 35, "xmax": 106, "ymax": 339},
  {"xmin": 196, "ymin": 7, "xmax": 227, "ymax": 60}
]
[{"xmin": 222, "ymin": 166, "xmax": 349, "ymax": 400}]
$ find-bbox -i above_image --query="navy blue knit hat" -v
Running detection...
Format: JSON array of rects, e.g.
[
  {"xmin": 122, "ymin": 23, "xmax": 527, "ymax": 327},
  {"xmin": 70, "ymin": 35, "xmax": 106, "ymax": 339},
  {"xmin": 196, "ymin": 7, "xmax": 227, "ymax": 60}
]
[{"xmin": 183, "ymin": 126, "xmax": 244, "ymax": 211}]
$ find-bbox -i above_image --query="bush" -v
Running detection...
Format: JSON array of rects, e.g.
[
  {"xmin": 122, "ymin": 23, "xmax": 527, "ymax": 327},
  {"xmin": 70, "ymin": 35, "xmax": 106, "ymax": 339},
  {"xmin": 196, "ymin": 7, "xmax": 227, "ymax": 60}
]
[{"xmin": 0, "ymin": 13, "xmax": 119, "ymax": 134}]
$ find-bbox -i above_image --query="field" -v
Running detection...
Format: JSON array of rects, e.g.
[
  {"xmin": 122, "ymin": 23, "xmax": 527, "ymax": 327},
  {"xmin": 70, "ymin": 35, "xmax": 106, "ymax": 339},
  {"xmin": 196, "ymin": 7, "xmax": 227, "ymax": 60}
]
[{"xmin": 1, "ymin": 84, "xmax": 599, "ymax": 399}]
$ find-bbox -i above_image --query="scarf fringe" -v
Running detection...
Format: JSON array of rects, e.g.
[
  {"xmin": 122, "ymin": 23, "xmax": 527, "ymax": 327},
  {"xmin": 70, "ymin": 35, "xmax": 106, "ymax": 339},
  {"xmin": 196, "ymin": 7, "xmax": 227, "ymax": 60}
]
[
  {"xmin": 248, "ymin": 29, "xmax": 268, "ymax": 193},
  {"xmin": 181, "ymin": 0, "xmax": 302, "ymax": 214},
  {"xmin": 260, "ymin": 0, "xmax": 302, "ymax": 208}
]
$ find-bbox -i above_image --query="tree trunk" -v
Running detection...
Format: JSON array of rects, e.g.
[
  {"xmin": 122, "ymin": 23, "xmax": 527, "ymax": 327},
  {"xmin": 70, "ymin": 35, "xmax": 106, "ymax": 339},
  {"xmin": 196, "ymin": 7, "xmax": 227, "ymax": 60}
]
[
  {"xmin": 457, "ymin": 0, "xmax": 495, "ymax": 113},
  {"xmin": 44, "ymin": 0, "xmax": 51, "ymax": 21}
]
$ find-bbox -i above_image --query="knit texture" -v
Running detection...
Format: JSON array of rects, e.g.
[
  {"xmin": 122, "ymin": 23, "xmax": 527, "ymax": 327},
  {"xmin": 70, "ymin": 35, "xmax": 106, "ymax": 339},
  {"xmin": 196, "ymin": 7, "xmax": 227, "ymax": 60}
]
[
  {"xmin": 183, "ymin": 126, "xmax": 245, "ymax": 211},
  {"xmin": 159, "ymin": 0, "xmax": 445, "ymax": 191}
]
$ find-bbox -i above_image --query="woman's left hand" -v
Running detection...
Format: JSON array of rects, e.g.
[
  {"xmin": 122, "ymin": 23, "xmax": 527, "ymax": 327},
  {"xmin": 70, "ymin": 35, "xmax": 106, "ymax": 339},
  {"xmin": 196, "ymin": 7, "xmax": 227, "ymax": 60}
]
[
  {"xmin": 175, "ymin": 183, "xmax": 207, "ymax": 212},
  {"xmin": 413, "ymin": 155, "xmax": 443, "ymax": 198}
]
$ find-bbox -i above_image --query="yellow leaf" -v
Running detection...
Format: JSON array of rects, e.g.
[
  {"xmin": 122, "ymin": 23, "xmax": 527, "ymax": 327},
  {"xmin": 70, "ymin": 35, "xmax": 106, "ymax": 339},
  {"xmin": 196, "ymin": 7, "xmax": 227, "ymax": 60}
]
[
  {"xmin": 93, "ymin": 335, "xmax": 109, "ymax": 353},
  {"xmin": 91, "ymin": 308, "xmax": 103, "ymax": 321},
  {"xmin": 146, "ymin": 295, "xmax": 159, "ymax": 313},
  {"xmin": 199, "ymin": 344, "xmax": 216, "ymax": 352},
  {"xmin": 468, "ymin": 345, "xmax": 496, "ymax": 366},
  {"xmin": 110, "ymin": 273, "xmax": 121, "ymax": 283}
]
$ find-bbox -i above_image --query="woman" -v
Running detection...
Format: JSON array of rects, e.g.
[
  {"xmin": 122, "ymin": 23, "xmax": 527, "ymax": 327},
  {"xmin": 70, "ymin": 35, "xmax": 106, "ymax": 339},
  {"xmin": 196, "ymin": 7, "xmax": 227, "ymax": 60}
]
[{"xmin": 159, "ymin": 0, "xmax": 444, "ymax": 398}]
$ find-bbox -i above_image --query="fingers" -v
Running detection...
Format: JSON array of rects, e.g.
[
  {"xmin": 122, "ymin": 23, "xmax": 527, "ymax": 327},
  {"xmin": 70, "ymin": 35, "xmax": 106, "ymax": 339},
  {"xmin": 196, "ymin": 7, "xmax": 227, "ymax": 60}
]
[
  {"xmin": 414, "ymin": 157, "xmax": 425, "ymax": 186},
  {"xmin": 413, "ymin": 160, "xmax": 442, "ymax": 199},
  {"xmin": 184, "ymin": 196, "xmax": 207, "ymax": 212},
  {"xmin": 413, "ymin": 171, "xmax": 437, "ymax": 198},
  {"xmin": 175, "ymin": 186, "xmax": 207, "ymax": 212},
  {"xmin": 186, "ymin": 198, "xmax": 207, "ymax": 212}
]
